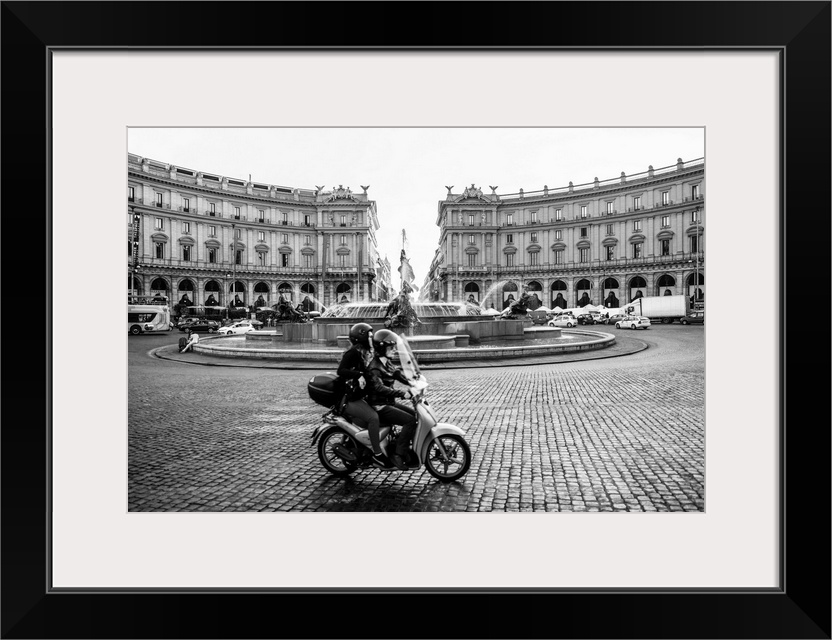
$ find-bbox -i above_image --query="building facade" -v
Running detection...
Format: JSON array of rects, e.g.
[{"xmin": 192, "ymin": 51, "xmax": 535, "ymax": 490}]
[
  {"xmin": 424, "ymin": 158, "xmax": 705, "ymax": 311},
  {"xmin": 127, "ymin": 154, "xmax": 391, "ymax": 310}
]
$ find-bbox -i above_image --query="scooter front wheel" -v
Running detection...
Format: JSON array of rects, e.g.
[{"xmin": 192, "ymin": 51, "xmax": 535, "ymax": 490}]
[
  {"xmin": 425, "ymin": 434, "xmax": 471, "ymax": 483},
  {"xmin": 317, "ymin": 428, "xmax": 358, "ymax": 477}
]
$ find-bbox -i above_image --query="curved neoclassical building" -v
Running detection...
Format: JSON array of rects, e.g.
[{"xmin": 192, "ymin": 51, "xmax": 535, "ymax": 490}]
[
  {"xmin": 127, "ymin": 154, "xmax": 392, "ymax": 310},
  {"xmin": 424, "ymin": 158, "xmax": 705, "ymax": 311}
]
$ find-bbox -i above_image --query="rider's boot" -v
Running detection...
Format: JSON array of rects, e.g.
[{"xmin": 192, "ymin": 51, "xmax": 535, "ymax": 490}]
[{"xmin": 371, "ymin": 452, "xmax": 393, "ymax": 469}]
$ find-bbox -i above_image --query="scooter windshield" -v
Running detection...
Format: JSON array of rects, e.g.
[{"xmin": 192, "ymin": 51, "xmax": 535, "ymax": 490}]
[{"xmin": 391, "ymin": 333, "xmax": 421, "ymax": 382}]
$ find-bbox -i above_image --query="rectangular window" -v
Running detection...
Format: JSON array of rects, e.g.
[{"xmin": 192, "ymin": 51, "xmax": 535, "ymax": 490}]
[
  {"xmin": 579, "ymin": 248, "xmax": 588, "ymax": 263},
  {"xmin": 605, "ymin": 246, "xmax": 614, "ymax": 261},
  {"xmin": 183, "ymin": 245, "xmax": 192, "ymax": 261},
  {"xmin": 183, "ymin": 197, "xmax": 190, "ymax": 213},
  {"xmin": 469, "ymin": 234, "xmax": 475, "ymax": 245},
  {"xmin": 235, "ymin": 229, "xmax": 241, "ymax": 239},
  {"xmin": 530, "ymin": 232, "xmax": 538, "ymax": 243},
  {"xmin": 341, "ymin": 215, "xmax": 347, "ymax": 226},
  {"xmin": 304, "ymin": 214, "xmax": 311, "ymax": 226},
  {"xmin": 529, "ymin": 252, "xmax": 538, "ymax": 266},
  {"xmin": 580, "ymin": 227, "xmax": 588, "ymax": 238},
  {"xmin": 283, "ymin": 253, "xmax": 291, "ymax": 267},
  {"xmin": 258, "ymin": 251, "xmax": 266, "ymax": 266},
  {"xmin": 580, "ymin": 205, "xmax": 588, "ymax": 218},
  {"xmin": 209, "ymin": 202, "xmax": 216, "ymax": 215},
  {"xmin": 208, "ymin": 225, "xmax": 216, "ymax": 237},
  {"xmin": 235, "ymin": 250, "xmax": 243, "ymax": 265},
  {"xmin": 692, "ymin": 209, "xmax": 700, "ymax": 223},
  {"xmin": 530, "ymin": 211, "xmax": 537, "ymax": 223},
  {"xmin": 234, "ymin": 206, "xmax": 241, "ymax": 219},
  {"xmin": 633, "ymin": 196, "xmax": 641, "ymax": 211},
  {"xmin": 661, "ymin": 239, "xmax": 670, "ymax": 256},
  {"xmin": 606, "ymin": 201, "xmax": 614, "ymax": 214},
  {"xmin": 633, "ymin": 220, "xmax": 642, "ymax": 232},
  {"xmin": 128, "ymin": 186, "xmax": 135, "ymax": 201},
  {"xmin": 555, "ymin": 230, "xmax": 562, "ymax": 240},
  {"xmin": 258, "ymin": 231, "xmax": 265, "ymax": 242},
  {"xmin": 183, "ymin": 222, "xmax": 190, "ymax": 233},
  {"xmin": 469, "ymin": 214, "xmax": 475, "ymax": 225},
  {"xmin": 468, "ymin": 253, "xmax": 476, "ymax": 267},
  {"xmin": 339, "ymin": 234, "xmax": 346, "ymax": 245},
  {"xmin": 555, "ymin": 208, "xmax": 562, "ymax": 221},
  {"xmin": 505, "ymin": 253, "xmax": 514, "ymax": 267},
  {"xmin": 258, "ymin": 209, "xmax": 265, "ymax": 221},
  {"xmin": 633, "ymin": 243, "xmax": 643, "ymax": 259},
  {"xmin": 283, "ymin": 234, "xmax": 289, "ymax": 244},
  {"xmin": 154, "ymin": 217, "xmax": 163, "ymax": 230},
  {"xmin": 208, "ymin": 248, "xmax": 217, "ymax": 263},
  {"xmin": 662, "ymin": 191, "xmax": 669, "ymax": 205},
  {"xmin": 692, "ymin": 184, "xmax": 700, "ymax": 199},
  {"xmin": 691, "ymin": 235, "xmax": 699, "ymax": 253},
  {"xmin": 554, "ymin": 249, "xmax": 563, "ymax": 265},
  {"xmin": 506, "ymin": 234, "xmax": 513, "ymax": 244},
  {"xmin": 304, "ymin": 254, "xmax": 313, "ymax": 268},
  {"xmin": 282, "ymin": 212, "xmax": 288, "ymax": 224},
  {"xmin": 506, "ymin": 213, "xmax": 513, "ymax": 225},
  {"xmin": 606, "ymin": 223, "xmax": 614, "ymax": 236},
  {"xmin": 338, "ymin": 254, "xmax": 346, "ymax": 267},
  {"xmin": 661, "ymin": 215, "xmax": 670, "ymax": 228},
  {"xmin": 154, "ymin": 242, "xmax": 164, "ymax": 259},
  {"xmin": 304, "ymin": 235, "xmax": 311, "ymax": 246},
  {"xmin": 156, "ymin": 192, "xmax": 163, "ymax": 207}
]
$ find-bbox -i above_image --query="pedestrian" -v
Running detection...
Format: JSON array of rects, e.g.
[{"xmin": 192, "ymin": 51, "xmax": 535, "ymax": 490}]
[{"xmin": 181, "ymin": 330, "xmax": 199, "ymax": 353}]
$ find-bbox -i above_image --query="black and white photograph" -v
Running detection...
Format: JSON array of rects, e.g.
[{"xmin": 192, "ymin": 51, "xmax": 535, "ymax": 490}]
[{"xmin": 127, "ymin": 127, "xmax": 705, "ymax": 513}]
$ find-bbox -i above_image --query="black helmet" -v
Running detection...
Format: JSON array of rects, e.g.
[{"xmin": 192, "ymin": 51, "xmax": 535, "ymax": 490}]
[
  {"xmin": 372, "ymin": 329, "xmax": 399, "ymax": 356},
  {"xmin": 348, "ymin": 322, "xmax": 373, "ymax": 346}
]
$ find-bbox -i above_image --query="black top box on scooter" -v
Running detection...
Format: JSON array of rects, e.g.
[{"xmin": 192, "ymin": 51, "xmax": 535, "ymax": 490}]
[{"xmin": 308, "ymin": 372, "xmax": 341, "ymax": 407}]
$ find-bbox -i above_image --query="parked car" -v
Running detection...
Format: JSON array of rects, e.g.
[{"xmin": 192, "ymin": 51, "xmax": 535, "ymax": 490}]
[
  {"xmin": 177, "ymin": 317, "xmax": 200, "ymax": 332},
  {"xmin": 615, "ymin": 316, "xmax": 651, "ymax": 330},
  {"xmin": 217, "ymin": 321, "xmax": 258, "ymax": 335},
  {"xmin": 679, "ymin": 311, "xmax": 705, "ymax": 325},
  {"xmin": 605, "ymin": 313, "xmax": 628, "ymax": 325},
  {"xmin": 576, "ymin": 314, "xmax": 595, "ymax": 325},
  {"xmin": 183, "ymin": 319, "xmax": 220, "ymax": 334},
  {"xmin": 594, "ymin": 313, "xmax": 612, "ymax": 325},
  {"xmin": 548, "ymin": 313, "xmax": 578, "ymax": 328}
]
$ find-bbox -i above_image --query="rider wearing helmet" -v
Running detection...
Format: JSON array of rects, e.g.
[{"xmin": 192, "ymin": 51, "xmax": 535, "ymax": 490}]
[
  {"xmin": 336, "ymin": 323, "xmax": 390, "ymax": 469},
  {"xmin": 365, "ymin": 329, "xmax": 417, "ymax": 471}
]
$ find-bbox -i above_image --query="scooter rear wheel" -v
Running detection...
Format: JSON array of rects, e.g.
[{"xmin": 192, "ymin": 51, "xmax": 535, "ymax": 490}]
[
  {"xmin": 318, "ymin": 428, "xmax": 358, "ymax": 477},
  {"xmin": 425, "ymin": 434, "xmax": 471, "ymax": 483}
]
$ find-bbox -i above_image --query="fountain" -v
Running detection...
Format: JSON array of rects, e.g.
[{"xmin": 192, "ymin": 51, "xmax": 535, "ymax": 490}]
[{"xmin": 189, "ymin": 285, "xmax": 616, "ymax": 364}]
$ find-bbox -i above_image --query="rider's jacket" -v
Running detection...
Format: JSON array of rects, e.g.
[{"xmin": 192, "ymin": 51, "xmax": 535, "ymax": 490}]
[
  {"xmin": 336, "ymin": 344, "xmax": 372, "ymax": 401},
  {"xmin": 365, "ymin": 356, "xmax": 410, "ymax": 406}
]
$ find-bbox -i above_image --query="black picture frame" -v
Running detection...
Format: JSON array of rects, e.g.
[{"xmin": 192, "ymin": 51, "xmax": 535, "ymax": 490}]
[{"xmin": 2, "ymin": 2, "xmax": 829, "ymax": 638}]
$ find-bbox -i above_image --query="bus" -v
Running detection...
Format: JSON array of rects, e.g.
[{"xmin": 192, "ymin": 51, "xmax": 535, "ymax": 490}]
[{"xmin": 128, "ymin": 300, "xmax": 172, "ymax": 335}]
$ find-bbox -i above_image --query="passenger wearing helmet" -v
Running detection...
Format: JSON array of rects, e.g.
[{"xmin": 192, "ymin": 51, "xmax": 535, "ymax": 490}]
[
  {"xmin": 365, "ymin": 329, "xmax": 418, "ymax": 471},
  {"xmin": 336, "ymin": 323, "xmax": 391, "ymax": 469}
]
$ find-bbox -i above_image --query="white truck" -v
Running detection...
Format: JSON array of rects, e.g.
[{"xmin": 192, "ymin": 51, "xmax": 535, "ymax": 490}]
[{"xmin": 625, "ymin": 295, "xmax": 689, "ymax": 324}]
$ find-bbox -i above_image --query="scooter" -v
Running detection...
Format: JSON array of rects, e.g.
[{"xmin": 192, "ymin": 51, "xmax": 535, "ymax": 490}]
[{"xmin": 308, "ymin": 335, "xmax": 471, "ymax": 483}]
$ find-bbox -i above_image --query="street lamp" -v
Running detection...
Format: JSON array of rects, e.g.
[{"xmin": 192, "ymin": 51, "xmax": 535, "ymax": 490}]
[
  {"xmin": 231, "ymin": 222, "xmax": 237, "ymax": 307},
  {"xmin": 694, "ymin": 205, "xmax": 702, "ymax": 308},
  {"xmin": 131, "ymin": 212, "xmax": 141, "ymax": 301}
]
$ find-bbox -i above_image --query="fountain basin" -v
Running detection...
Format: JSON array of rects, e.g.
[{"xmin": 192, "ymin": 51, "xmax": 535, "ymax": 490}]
[
  {"xmin": 334, "ymin": 334, "xmax": 469, "ymax": 350},
  {"xmin": 282, "ymin": 319, "xmax": 525, "ymax": 346},
  {"xmin": 191, "ymin": 329, "xmax": 615, "ymax": 364}
]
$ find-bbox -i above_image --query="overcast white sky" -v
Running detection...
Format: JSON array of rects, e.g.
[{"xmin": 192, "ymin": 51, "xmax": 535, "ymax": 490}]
[{"xmin": 128, "ymin": 127, "xmax": 704, "ymax": 281}]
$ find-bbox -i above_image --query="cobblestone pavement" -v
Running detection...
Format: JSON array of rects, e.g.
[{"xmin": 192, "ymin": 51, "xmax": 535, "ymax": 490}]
[{"xmin": 128, "ymin": 325, "xmax": 704, "ymax": 512}]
